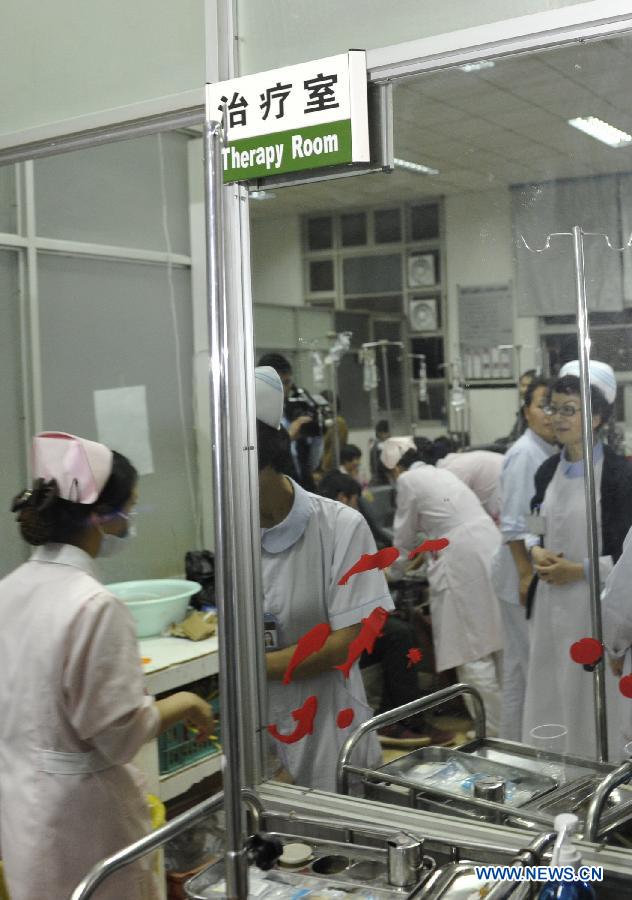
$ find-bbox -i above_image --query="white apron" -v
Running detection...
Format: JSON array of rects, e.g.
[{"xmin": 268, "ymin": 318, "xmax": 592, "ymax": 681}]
[
  {"xmin": 522, "ymin": 457, "xmax": 621, "ymax": 760},
  {"xmin": 392, "ymin": 463, "xmax": 503, "ymax": 672}
]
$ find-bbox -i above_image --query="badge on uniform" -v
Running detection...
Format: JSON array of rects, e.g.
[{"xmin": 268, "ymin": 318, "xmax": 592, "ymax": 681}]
[
  {"xmin": 526, "ymin": 513, "xmax": 546, "ymax": 536},
  {"xmin": 264, "ymin": 613, "xmax": 280, "ymax": 651}
]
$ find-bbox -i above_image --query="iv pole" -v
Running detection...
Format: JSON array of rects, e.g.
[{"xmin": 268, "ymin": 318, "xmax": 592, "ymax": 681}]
[
  {"xmin": 298, "ymin": 332, "xmax": 352, "ymax": 469},
  {"xmin": 520, "ymin": 225, "xmax": 632, "ymax": 763},
  {"xmin": 409, "ymin": 353, "xmax": 428, "ymax": 432},
  {"xmin": 361, "ymin": 339, "xmax": 404, "ymax": 429}
]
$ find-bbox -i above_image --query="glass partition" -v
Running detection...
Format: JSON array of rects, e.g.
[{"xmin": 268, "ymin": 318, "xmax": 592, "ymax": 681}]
[
  {"xmin": 236, "ymin": 0, "xmax": 599, "ymax": 75},
  {"xmin": 0, "ymin": 131, "xmax": 204, "ymax": 585},
  {"xmin": 250, "ymin": 30, "xmax": 632, "ymax": 806}
]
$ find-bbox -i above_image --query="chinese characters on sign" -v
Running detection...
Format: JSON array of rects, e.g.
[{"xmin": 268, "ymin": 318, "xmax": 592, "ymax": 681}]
[
  {"xmin": 206, "ymin": 52, "xmax": 369, "ymax": 182},
  {"xmin": 220, "ymin": 74, "xmax": 340, "ymax": 130}
]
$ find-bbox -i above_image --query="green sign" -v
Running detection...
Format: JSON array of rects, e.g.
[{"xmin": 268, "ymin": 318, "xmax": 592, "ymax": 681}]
[{"xmin": 221, "ymin": 120, "xmax": 352, "ymax": 183}]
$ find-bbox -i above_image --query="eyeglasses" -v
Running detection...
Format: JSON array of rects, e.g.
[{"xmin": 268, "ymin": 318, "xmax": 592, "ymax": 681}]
[{"xmin": 544, "ymin": 404, "xmax": 581, "ymax": 418}]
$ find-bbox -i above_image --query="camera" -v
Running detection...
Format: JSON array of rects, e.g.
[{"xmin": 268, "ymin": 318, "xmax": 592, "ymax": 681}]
[{"xmin": 284, "ymin": 386, "xmax": 333, "ymax": 438}]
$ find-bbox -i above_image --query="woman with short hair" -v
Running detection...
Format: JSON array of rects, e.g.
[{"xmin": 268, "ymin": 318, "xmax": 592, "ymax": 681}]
[{"xmin": 522, "ymin": 361, "xmax": 632, "ymax": 759}]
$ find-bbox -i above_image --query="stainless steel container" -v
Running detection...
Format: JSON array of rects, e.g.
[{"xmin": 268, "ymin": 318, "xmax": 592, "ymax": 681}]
[
  {"xmin": 387, "ymin": 832, "xmax": 423, "ymax": 888},
  {"xmin": 473, "ymin": 776, "xmax": 506, "ymax": 803}
]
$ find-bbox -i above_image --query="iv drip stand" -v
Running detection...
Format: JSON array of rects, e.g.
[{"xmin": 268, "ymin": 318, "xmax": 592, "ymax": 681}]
[
  {"xmin": 298, "ymin": 332, "xmax": 350, "ymax": 468},
  {"xmin": 361, "ymin": 339, "xmax": 404, "ymax": 429},
  {"xmin": 521, "ymin": 224, "xmax": 631, "ymax": 763},
  {"xmin": 329, "ymin": 358, "xmax": 342, "ymax": 468}
]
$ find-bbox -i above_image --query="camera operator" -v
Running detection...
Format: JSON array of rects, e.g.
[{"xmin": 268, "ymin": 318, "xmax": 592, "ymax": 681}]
[{"xmin": 258, "ymin": 353, "xmax": 326, "ymax": 490}]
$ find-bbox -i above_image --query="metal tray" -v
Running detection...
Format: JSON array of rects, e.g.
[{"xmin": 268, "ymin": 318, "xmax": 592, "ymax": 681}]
[
  {"xmin": 185, "ymin": 844, "xmax": 416, "ymax": 899},
  {"xmin": 371, "ymin": 746, "xmax": 557, "ymax": 807},
  {"xmin": 457, "ymin": 736, "xmax": 612, "ymax": 784}
]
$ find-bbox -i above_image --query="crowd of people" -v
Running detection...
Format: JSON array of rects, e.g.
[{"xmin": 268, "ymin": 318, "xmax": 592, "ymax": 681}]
[
  {"xmin": 256, "ymin": 352, "xmax": 632, "ymax": 778},
  {"xmin": 4, "ymin": 350, "xmax": 632, "ymax": 898}
]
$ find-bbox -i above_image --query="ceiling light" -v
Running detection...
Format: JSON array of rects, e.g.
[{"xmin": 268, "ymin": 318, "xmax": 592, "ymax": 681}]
[
  {"xmin": 249, "ymin": 189, "xmax": 277, "ymax": 200},
  {"xmin": 568, "ymin": 116, "xmax": 632, "ymax": 148},
  {"xmin": 393, "ymin": 157, "xmax": 439, "ymax": 176},
  {"xmin": 460, "ymin": 60, "xmax": 496, "ymax": 73}
]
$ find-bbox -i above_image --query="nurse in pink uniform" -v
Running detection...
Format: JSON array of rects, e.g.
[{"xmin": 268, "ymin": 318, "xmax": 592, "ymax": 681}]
[{"xmin": 0, "ymin": 432, "xmax": 214, "ymax": 900}]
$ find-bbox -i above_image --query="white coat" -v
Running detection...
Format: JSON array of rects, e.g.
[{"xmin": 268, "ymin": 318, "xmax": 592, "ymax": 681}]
[
  {"xmin": 262, "ymin": 479, "xmax": 393, "ymax": 792},
  {"xmin": 436, "ymin": 451, "xmax": 504, "ymax": 522},
  {"xmin": 0, "ymin": 544, "xmax": 160, "ymax": 900},
  {"xmin": 391, "ymin": 462, "xmax": 503, "ymax": 671},
  {"xmin": 522, "ymin": 451, "xmax": 621, "ymax": 760}
]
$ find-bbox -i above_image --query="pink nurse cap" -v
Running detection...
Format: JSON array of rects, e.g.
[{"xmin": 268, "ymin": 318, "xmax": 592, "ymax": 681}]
[{"xmin": 32, "ymin": 432, "xmax": 114, "ymax": 504}]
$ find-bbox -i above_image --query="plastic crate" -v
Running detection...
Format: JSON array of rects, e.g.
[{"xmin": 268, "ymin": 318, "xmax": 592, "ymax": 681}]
[{"xmin": 158, "ymin": 698, "xmax": 221, "ymax": 776}]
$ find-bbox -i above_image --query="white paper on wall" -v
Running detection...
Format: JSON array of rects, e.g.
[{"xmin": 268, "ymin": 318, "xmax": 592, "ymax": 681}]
[{"xmin": 94, "ymin": 386, "xmax": 154, "ymax": 475}]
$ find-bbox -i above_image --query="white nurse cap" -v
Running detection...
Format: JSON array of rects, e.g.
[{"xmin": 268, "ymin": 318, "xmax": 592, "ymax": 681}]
[
  {"xmin": 559, "ymin": 359, "xmax": 617, "ymax": 404},
  {"xmin": 32, "ymin": 432, "xmax": 113, "ymax": 504},
  {"xmin": 255, "ymin": 366, "xmax": 284, "ymax": 429},
  {"xmin": 380, "ymin": 436, "xmax": 417, "ymax": 470}
]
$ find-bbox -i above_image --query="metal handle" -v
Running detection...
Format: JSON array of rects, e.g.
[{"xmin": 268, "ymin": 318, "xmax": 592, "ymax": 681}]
[
  {"xmin": 584, "ymin": 759, "xmax": 632, "ymax": 842},
  {"xmin": 70, "ymin": 790, "xmax": 226, "ymax": 900},
  {"xmin": 335, "ymin": 683, "xmax": 486, "ymax": 794},
  {"xmin": 483, "ymin": 831, "xmax": 557, "ymax": 900},
  {"xmin": 69, "ymin": 788, "xmax": 263, "ymax": 900}
]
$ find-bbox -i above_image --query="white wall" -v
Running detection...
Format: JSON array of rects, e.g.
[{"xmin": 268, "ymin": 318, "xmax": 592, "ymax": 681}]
[
  {"xmin": 250, "ymin": 215, "xmax": 304, "ymax": 306},
  {"xmin": 1, "ymin": 0, "xmax": 205, "ymax": 145},
  {"xmin": 444, "ymin": 188, "xmax": 539, "ymax": 444},
  {"xmin": 249, "ymin": 186, "xmax": 542, "ymax": 445}
]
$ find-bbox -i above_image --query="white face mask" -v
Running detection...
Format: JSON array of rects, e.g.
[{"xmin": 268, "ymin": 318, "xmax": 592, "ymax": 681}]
[{"xmin": 96, "ymin": 509, "xmax": 136, "ymax": 558}]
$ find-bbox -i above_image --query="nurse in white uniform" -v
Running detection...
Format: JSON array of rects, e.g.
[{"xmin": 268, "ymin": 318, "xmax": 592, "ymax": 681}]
[
  {"xmin": 436, "ymin": 449, "xmax": 503, "ymax": 523},
  {"xmin": 522, "ymin": 361, "xmax": 632, "ymax": 760},
  {"xmin": 255, "ymin": 368, "xmax": 393, "ymax": 791},
  {"xmin": 491, "ymin": 377, "xmax": 556, "ymax": 741},
  {"xmin": 0, "ymin": 432, "xmax": 214, "ymax": 900},
  {"xmin": 382, "ymin": 437, "xmax": 503, "ymax": 735}
]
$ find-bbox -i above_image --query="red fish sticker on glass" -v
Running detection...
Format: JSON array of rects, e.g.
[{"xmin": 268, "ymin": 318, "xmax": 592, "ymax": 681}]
[
  {"xmin": 338, "ymin": 548, "xmax": 399, "ymax": 586},
  {"xmin": 282, "ymin": 622, "xmax": 332, "ymax": 685},
  {"xmin": 570, "ymin": 638, "xmax": 603, "ymax": 669},
  {"xmin": 619, "ymin": 675, "xmax": 632, "ymax": 699},
  {"xmin": 335, "ymin": 606, "xmax": 389, "ymax": 678},
  {"xmin": 336, "ymin": 707, "xmax": 355, "ymax": 729},
  {"xmin": 406, "ymin": 647, "xmax": 423, "ymax": 669},
  {"xmin": 408, "ymin": 538, "xmax": 449, "ymax": 561},
  {"xmin": 267, "ymin": 695, "xmax": 318, "ymax": 744}
]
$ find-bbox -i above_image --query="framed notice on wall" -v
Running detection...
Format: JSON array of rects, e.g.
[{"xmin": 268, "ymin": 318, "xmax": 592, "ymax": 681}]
[{"xmin": 457, "ymin": 283, "xmax": 515, "ymax": 380}]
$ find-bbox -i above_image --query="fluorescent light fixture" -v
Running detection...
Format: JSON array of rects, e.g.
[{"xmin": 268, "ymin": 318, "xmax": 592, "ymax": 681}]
[
  {"xmin": 249, "ymin": 189, "xmax": 277, "ymax": 200},
  {"xmin": 394, "ymin": 157, "xmax": 439, "ymax": 176},
  {"xmin": 460, "ymin": 60, "xmax": 496, "ymax": 73},
  {"xmin": 568, "ymin": 116, "xmax": 632, "ymax": 148}
]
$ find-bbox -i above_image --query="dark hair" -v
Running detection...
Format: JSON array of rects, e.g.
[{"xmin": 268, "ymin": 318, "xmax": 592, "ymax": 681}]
[
  {"xmin": 375, "ymin": 420, "xmax": 389, "ymax": 436},
  {"xmin": 256, "ymin": 419, "xmax": 295, "ymax": 474},
  {"xmin": 520, "ymin": 369, "xmax": 537, "ymax": 381},
  {"xmin": 398, "ymin": 448, "xmax": 424, "ymax": 471},
  {"xmin": 258, "ymin": 353, "xmax": 292, "ymax": 375},
  {"xmin": 15, "ymin": 450, "xmax": 138, "ymax": 546},
  {"xmin": 551, "ymin": 374, "xmax": 613, "ymax": 426},
  {"xmin": 430, "ymin": 435, "xmax": 456, "ymax": 463},
  {"xmin": 340, "ymin": 444, "xmax": 361, "ymax": 464},
  {"xmin": 318, "ymin": 470, "xmax": 361, "ymax": 501},
  {"xmin": 523, "ymin": 376, "xmax": 550, "ymax": 411}
]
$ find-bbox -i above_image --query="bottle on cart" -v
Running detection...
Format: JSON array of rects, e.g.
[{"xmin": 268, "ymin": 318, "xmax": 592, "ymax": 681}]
[{"xmin": 538, "ymin": 813, "xmax": 596, "ymax": 899}]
